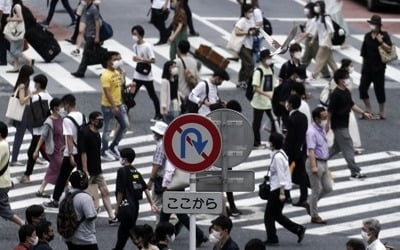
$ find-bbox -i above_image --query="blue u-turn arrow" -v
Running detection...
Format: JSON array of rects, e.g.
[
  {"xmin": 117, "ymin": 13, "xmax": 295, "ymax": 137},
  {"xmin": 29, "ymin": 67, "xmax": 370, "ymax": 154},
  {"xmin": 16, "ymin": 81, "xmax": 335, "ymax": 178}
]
[{"xmin": 180, "ymin": 128, "xmax": 208, "ymax": 158}]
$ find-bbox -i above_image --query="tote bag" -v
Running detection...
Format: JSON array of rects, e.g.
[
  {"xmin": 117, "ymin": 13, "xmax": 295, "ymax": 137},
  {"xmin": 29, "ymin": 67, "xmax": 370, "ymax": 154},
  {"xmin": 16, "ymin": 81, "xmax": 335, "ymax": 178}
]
[
  {"xmin": 5, "ymin": 89, "xmax": 25, "ymax": 121},
  {"xmin": 166, "ymin": 160, "xmax": 190, "ymax": 191},
  {"xmin": 226, "ymin": 28, "xmax": 245, "ymax": 53}
]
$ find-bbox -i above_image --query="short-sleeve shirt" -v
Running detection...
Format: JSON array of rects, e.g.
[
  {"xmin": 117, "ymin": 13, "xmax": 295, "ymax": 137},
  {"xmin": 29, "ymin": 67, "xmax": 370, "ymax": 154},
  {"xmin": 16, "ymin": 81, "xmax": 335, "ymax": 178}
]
[
  {"xmin": 115, "ymin": 166, "xmax": 147, "ymax": 206},
  {"xmin": 68, "ymin": 191, "xmax": 97, "ymax": 245},
  {"xmin": 63, "ymin": 111, "xmax": 85, "ymax": 157},
  {"xmin": 250, "ymin": 64, "xmax": 274, "ymax": 110},
  {"xmin": 0, "ymin": 140, "xmax": 11, "ymax": 189},
  {"xmin": 361, "ymin": 31, "xmax": 392, "ymax": 72},
  {"xmin": 152, "ymin": 0, "xmax": 170, "ymax": 9},
  {"xmin": 235, "ymin": 17, "xmax": 255, "ymax": 49},
  {"xmin": 83, "ymin": 3, "xmax": 99, "ymax": 38},
  {"xmin": 306, "ymin": 123, "xmax": 329, "ymax": 160},
  {"xmin": 132, "ymin": 42, "xmax": 156, "ymax": 81},
  {"xmin": 278, "ymin": 60, "xmax": 307, "ymax": 81},
  {"xmin": 328, "ymin": 87, "xmax": 354, "ymax": 130},
  {"xmin": 315, "ymin": 15, "xmax": 334, "ymax": 47},
  {"xmin": 153, "ymin": 140, "xmax": 166, "ymax": 177},
  {"xmin": 305, "ymin": 17, "xmax": 317, "ymax": 36},
  {"xmin": 79, "ymin": 126, "xmax": 101, "ymax": 176},
  {"xmin": 101, "ymin": 69, "xmax": 122, "ymax": 106},
  {"xmin": 172, "ymin": 9, "xmax": 187, "ymax": 30},
  {"xmin": 175, "ymin": 55, "xmax": 199, "ymax": 97},
  {"xmin": 31, "ymin": 92, "xmax": 53, "ymax": 135}
]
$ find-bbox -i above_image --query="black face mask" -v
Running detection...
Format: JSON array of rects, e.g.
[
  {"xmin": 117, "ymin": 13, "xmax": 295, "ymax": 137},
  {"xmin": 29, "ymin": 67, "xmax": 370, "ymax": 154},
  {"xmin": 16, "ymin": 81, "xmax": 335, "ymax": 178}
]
[
  {"xmin": 47, "ymin": 233, "xmax": 55, "ymax": 242},
  {"xmin": 94, "ymin": 120, "xmax": 103, "ymax": 129}
]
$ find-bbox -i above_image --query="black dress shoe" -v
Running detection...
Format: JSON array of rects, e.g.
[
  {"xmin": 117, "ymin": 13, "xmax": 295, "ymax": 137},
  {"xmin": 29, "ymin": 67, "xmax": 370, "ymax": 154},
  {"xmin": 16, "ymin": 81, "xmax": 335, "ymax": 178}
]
[
  {"xmin": 297, "ymin": 226, "xmax": 306, "ymax": 243},
  {"xmin": 292, "ymin": 201, "xmax": 307, "ymax": 207},
  {"xmin": 65, "ymin": 38, "xmax": 76, "ymax": 45},
  {"xmin": 154, "ymin": 41, "xmax": 167, "ymax": 46},
  {"xmin": 71, "ymin": 72, "xmax": 84, "ymax": 78},
  {"xmin": 263, "ymin": 240, "xmax": 279, "ymax": 246}
]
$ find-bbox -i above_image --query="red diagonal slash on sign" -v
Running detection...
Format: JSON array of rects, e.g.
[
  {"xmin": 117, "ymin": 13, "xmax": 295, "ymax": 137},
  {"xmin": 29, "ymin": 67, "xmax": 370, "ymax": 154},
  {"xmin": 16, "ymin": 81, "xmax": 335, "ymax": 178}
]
[{"xmin": 177, "ymin": 127, "xmax": 209, "ymax": 159}]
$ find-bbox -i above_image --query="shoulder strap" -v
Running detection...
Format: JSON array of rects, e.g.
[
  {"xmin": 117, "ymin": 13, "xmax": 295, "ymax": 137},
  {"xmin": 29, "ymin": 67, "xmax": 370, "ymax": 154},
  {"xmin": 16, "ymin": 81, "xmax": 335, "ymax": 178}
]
[
  {"xmin": 179, "ymin": 56, "xmax": 187, "ymax": 69},
  {"xmin": 65, "ymin": 115, "xmax": 80, "ymax": 129},
  {"xmin": 256, "ymin": 67, "xmax": 263, "ymax": 85},
  {"xmin": 70, "ymin": 190, "xmax": 86, "ymax": 223},
  {"xmin": 0, "ymin": 159, "xmax": 9, "ymax": 176}
]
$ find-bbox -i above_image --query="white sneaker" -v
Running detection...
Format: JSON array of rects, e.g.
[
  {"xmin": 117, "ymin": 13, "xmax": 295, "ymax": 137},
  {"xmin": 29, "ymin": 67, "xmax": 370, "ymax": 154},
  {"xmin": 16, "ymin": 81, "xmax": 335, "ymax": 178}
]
[
  {"xmin": 101, "ymin": 151, "xmax": 116, "ymax": 162},
  {"xmin": 107, "ymin": 148, "xmax": 120, "ymax": 160},
  {"xmin": 70, "ymin": 49, "xmax": 80, "ymax": 57}
]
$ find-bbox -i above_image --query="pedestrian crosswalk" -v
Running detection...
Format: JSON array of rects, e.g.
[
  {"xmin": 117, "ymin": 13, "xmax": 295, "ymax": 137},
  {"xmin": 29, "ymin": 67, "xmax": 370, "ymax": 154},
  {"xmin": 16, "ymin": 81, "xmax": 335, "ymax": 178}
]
[
  {"xmin": 1, "ymin": 31, "xmax": 399, "ymax": 94},
  {"xmin": 6, "ymin": 126, "xmax": 400, "ymax": 242}
]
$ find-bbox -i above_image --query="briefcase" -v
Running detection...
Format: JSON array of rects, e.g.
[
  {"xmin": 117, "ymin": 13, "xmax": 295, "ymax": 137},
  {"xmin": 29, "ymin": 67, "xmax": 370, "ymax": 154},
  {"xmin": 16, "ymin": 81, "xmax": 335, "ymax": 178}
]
[{"xmin": 194, "ymin": 44, "xmax": 229, "ymax": 72}]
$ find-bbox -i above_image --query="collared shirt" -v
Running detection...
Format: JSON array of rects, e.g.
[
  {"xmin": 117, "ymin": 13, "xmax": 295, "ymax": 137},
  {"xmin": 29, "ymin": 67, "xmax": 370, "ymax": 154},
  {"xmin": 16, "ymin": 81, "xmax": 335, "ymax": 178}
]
[
  {"xmin": 153, "ymin": 140, "xmax": 166, "ymax": 177},
  {"xmin": 189, "ymin": 80, "xmax": 219, "ymax": 116},
  {"xmin": 306, "ymin": 123, "xmax": 329, "ymax": 160},
  {"xmin": 269, "ymin": 150, "xmax": 292, "ymax": 191},
  {"xmin": 367, "ymin": 239, "xmax": 386, "ymax": 250}
]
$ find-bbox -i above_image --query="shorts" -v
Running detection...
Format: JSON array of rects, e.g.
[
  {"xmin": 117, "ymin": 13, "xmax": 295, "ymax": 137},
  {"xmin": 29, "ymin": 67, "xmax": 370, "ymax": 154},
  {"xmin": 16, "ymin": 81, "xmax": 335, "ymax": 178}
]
[
  {"xmin": 0, "ymin": 188, "xmax": 14, "ymax": 220},
  {"xmin": 89, "ymin": 174, "xmax": 107, "ymax": 188}
]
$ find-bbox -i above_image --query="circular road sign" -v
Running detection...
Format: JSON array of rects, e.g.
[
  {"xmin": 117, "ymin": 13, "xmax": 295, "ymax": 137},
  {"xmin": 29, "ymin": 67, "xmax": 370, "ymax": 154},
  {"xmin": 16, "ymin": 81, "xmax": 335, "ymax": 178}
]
[
  {"xmin": 163, "ymin": 114, "xmax": 222, "ymax": 173},
  {"xmin": 207, "ymin": 109, "xmax": 254, "ymax": 168}
]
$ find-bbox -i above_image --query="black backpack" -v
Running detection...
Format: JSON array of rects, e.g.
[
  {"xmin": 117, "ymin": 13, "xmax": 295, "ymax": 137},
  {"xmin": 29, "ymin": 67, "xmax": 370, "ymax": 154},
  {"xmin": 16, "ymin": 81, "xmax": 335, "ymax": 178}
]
[
  {"xmin": 183, "ymin": 81, "xmax": 209, "ymax": 113},
  {"xmin": 57, "ymin": 190, "xmax": 85, "ymax": 238},
  {"xmin": 245, "ymin": 67, "xmax": 263, "ymax": 101},
  {"xmin": 328, "ymin": 15, "xmax": 346, "ymax": 46}
]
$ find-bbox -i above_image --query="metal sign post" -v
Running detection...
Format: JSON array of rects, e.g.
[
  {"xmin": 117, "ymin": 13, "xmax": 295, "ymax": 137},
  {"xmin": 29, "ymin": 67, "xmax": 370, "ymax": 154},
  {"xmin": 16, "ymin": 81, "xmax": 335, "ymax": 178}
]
[{"xmin": 190, "ymin": 174, "xmax": 196, "ymax": 250}]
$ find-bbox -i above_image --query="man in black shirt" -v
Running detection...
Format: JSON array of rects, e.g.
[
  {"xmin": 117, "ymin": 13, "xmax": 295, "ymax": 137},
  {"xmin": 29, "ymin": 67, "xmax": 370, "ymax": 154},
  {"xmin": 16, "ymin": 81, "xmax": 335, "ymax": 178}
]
[
  {"xmin": 113, "ymin": 148, "xmax": 158, "ymax": 250},
  {"xmin": 278, "ymin": 43, "xmax": 306, "ymax": 82},
  {"xmin": 80, "ymin": 111, "xmax": 117, "ymax": 224},
  {"xmin": 327, "ymin": 69, "xmax": 373, "ymax": 179}
]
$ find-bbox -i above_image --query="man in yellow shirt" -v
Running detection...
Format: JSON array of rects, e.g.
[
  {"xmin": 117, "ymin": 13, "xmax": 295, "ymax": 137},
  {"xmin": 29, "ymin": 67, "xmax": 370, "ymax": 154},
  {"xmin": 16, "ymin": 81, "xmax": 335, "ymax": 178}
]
[{"xmin": 100, "ymin": 51, "xmax": 129, "ymax": 161}]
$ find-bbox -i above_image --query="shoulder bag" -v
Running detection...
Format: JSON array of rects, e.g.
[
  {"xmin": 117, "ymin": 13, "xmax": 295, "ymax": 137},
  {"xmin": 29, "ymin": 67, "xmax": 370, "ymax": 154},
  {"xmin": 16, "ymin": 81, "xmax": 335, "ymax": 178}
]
[
  {"xmin": 135, "ymin": 46, "xmax": 151, "ymax": 75},
  {"xmin": 258, "ymin": 150, "xmax": 286, "ymax": 200},
  {"xmin": 379, "ymin": 44, "xmax": 398, "ymax": 64},
  {"xmin": 99, "ymin": 15, "xmax": 113, "ymax": 41},
  {"xmin": 179, "ymin": 56, "xmax": 197, "ymax": 88},
  {"xmin": 5, "ymin": 88, "xmax": 26, "ymax": 122},
  {"xmin": 3, "ymin": 5, "xmax": 25, "ymax": 41},
  {"xmin": 26, "ymin": 95, "xmax": 50, "ymax": 128}
]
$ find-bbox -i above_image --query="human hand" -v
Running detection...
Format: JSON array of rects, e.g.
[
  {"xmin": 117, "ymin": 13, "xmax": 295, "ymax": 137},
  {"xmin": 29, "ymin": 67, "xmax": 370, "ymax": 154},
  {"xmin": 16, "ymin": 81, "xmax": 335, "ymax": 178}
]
[
  {"xmin": 112, "ymin": 106, "xmax": 120, "ymax": 115},
  {"xmin": 376, "ymin": 33, "xmax": 384, "ymax": 43},
  {"xmin": 279, "ymin": 193, "xmax": 285, "ymax": 202},
  {"xmin": 69, "ymin": 156, "xmax": 77, "ymax": 167},
  {"xmin": 272, "ymin": 40, "xmax": 281, "ymax": 49},
  {"xmin": 311, "ymin": 167, "xmax": 319, "ymax": 176}
]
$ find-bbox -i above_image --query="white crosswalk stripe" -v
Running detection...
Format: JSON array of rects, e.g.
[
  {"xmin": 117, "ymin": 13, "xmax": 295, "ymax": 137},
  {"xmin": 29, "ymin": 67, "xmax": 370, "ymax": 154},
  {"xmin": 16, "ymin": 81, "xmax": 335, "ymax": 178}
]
[{"xmin": 5, "ymin": 128, "xmax": 400, "ymax": 242}]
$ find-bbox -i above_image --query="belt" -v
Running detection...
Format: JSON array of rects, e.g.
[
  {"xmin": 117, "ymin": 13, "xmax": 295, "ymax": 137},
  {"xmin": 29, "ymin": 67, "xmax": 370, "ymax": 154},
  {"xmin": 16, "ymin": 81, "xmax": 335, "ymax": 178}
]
[{"xmin": 316, "ymin": 158, "xmax": 328, "ymax": 162}]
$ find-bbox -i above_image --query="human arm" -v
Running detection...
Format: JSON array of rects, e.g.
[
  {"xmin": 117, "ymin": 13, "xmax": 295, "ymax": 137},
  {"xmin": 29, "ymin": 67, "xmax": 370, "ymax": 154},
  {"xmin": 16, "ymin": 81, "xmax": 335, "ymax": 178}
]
[
  {"xmin": 147, "ymin": 163, "xmax": 161, "ymax": 190},
  {"xmin": 94, "ymin": 10, "xmax": 100, "ymax": 44},
  {"xmin": 162, "ymin": 0, "xmax": 169, "ymax": 10},
  {"xmin": 169, "ymin": 22, "xmax": 183, "ymax": 42},
  {"xmin": 188, "ymin": 81, "xmax": 206, "ymax": 105},
  {"xmin": 306, "ymin": 131, "xmax": 319, "ymax": 175},
  {"xmin": 376, "ymin": 32, "xmax": 393, "ymax": 53},
  {"xmin": 133, "ymin": 45, "xmax": 156, "ymax": 64},
  {"xmin": 66, "ymin": 135, "xmax": 77, "ymax": 166},
  {"xmin": 352, "ymin": 104, "xmax": 374, "ymax": 119},
  {"xmin": 114, "ymin": 191, "xmax": 123, "ymax": 216},
  {"xmin": 160, "ymin": 79, "xmax": 169, "ymax": 116},
  {"xmin": 145, "ymin": 189, "xmax": 159, "ymax": 213}
]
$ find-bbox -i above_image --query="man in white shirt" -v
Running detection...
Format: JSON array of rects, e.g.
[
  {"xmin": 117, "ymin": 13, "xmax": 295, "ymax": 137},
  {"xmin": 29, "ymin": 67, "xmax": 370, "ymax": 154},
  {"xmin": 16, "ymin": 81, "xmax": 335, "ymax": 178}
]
[
  {"xmin": 0, "ymin": 0, "xmax": 12, "ymax": 65},
  {"xmin": 150, "ymin": 0, "xmax": 170, "ymax": 45},
  {"xmin": 44, "ymin": 94, "xmax": 85, "ymax": 208},
  {"xmin": 131, "ymin": 25, "xmax": 162, "ymax": 122},
  {"xmin": 188, "ymin": 69, "xmax": 230, "ymax": 116},
  {"xmin": 20, "ymin": 75, "xmax": 52, "ymax": 184},
  {"xmin": 361, "ymin": 219, "xmax": 387, "ymax": 250}
]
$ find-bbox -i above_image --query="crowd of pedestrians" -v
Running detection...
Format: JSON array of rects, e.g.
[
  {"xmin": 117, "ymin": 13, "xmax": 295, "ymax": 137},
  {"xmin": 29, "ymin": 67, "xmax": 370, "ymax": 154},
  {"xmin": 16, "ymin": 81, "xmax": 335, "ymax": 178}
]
[{"xmin": 0, "ymin": 0, "xmax": 397, "ymax": 249}]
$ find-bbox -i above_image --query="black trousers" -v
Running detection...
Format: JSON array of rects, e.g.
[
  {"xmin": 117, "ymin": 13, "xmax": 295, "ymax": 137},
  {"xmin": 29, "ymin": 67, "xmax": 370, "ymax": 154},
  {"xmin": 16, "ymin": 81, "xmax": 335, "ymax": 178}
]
[
  {"xmin": 75, "ymin": 37, "xmax": 95, "ymax": 75},
  {"xmin": 290, "ymin": 157, "xmax": 308, "ymax": 203},
  {"xmin": 0, "ymin": 14, "xmax": 10, "ymax": 64},
  {"xmin": 70, "ymin": 15, "xmax": 81, "ymax": 42},
  {"xmin": 160, "ymin": 210, "xmax": 205, "ymax": 242},
  {"xmin": 132, "ymin": 79, "xmax": 161, "ymax": 115},
  {"xmin": 151, "ymin": 8, "xmax": 169, "ymax": 43},
  {"xmin": 67, "ymin": 242, "xmax": 98, "ymax": 250},
  {"xmin": 264, "ymin": 189, "xmax": 302, "ymax": 242},
  {"xmin": 359, "ymin": 69, "xmax": 386, "ymax": 104},
  {"xmin": 182, "ymin": 0, "xmax": 195, "ymax": 34},
  {"xmin": 25, "ymin": 135, "xmax": 49, "ymax": 176},
  {"xmin": 252, "ymin": 108, "xmax": 276, "ymax": 146},
  {"xmin": 113, "ymin": 204, "xmax": 139, "ymax": 250},
  {"xmin": 52, "ymin": 155, "xmax": 79, "ymax": 201},
  {"xmin": 45, "ymin": 0, "xmax": 76, "ymax": 24}
]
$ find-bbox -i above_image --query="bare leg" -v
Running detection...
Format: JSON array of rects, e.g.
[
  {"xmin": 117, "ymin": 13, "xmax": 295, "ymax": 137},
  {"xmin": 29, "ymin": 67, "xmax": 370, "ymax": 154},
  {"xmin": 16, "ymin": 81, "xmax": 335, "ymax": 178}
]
[
  {"xmin": 379, "ymin": 103, "xmax": 385, "ymax": 118},
  {"xmin": 99, "ymin": 184, "xmax": 115, "ymax": 219},
  {"xmin": 363, "ymin": 98, "xmax": 372, "ymax": 113},
  {"xmin": 87, "ymin": 184, "xmax": 100, "ymax": 209},
  {"xmin": 37, "ymin": 180, "xmax": 48, "ymax": 193}
]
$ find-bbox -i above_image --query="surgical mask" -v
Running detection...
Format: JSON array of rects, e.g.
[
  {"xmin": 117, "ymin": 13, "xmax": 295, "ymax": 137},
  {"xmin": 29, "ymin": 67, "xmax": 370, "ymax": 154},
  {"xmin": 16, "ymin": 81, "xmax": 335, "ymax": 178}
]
[
  {"xmin": 304, "ymin": 8, "xmax": 310, "ymax": 16},
  {"xmin": 361, "ymin": 230, "xmax": 370, "ymax": 241},
  {"xmin": 265, "ymin": 59, "xmax": 273, "ymax": 65},
  {"xmin": 348, "ymin": 66, "xmax": 354, "ymax": 74},
  {"xmin": 132, "ymin": 35, "xmax": 138, "ymax": 43},
  {"xmin": 293, "ymin": 52, "xmax": 302, "ymax": 60},
  {"xmin": 31, "ymin": 236, "xmax": 39, "ymax": 246},
  {"xmin": 58, "ymin": 107, "xmax": 67, "ymax": 117},
  {"xmin": 246, "ymin": 12, "xmax": 253, "ymax": 19},
  {"xmin": 209, "ymin": 230, "xmax": 221, "ymax": 243},
  {"xmin": 320, "ymin": 119, "xmax": 328, "ymax": 128},
  {"xmin": 171, "ymin": 67, "xmax": 178, "ymax": 76},
  {"xmin": 369, "ymin": 25, "xmax": 376, "ymax": 31},
  {"xmin": 295, "ymin": 78, "xmax": 303, "ymax": 83},
  {"xmin": 314, "ymin": 6, "xmax": 320, "ymax": 13},
  {"xmin": 344, "ymin": 78, "xmax": 351, "ymax": 87},
  {"xmin": 112, "ymin": 60, "xmax": 120, "ymax": 69},
  {"xmin": 168, "ymin": 234, "xmax": 176, "ymax": 242},
  {"xmin": 114, "ymin": 60, "xmax": 124, "ymax": 68}
]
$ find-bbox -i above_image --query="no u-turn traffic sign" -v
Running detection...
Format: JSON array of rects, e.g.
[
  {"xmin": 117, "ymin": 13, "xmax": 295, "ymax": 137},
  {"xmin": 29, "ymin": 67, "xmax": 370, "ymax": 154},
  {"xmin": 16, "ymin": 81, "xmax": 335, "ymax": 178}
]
[{"xmin": 163, "ymin": 114, "xmax": 222, "ymax": 173}]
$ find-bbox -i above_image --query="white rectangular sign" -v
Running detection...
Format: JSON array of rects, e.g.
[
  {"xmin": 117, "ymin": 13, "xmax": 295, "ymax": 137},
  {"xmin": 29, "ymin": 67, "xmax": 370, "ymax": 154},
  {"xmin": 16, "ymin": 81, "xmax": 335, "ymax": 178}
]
[{"xmin": 162, "ymin": 191, "xmax": 223, "ymax": 214}]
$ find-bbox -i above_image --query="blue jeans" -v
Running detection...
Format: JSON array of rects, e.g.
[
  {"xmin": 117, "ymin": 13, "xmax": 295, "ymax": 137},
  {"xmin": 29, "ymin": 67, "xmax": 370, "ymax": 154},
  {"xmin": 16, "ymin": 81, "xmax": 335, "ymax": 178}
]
[{"xmin": 101, "ymin": 105, "xmax": 129, "ymax": 153}]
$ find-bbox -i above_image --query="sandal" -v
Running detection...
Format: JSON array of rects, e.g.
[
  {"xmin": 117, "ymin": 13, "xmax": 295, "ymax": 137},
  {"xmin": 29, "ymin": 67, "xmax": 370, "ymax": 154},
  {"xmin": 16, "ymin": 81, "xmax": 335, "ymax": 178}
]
[{"xmin": 35, "ymin": 191, "xmax": 50, "ymax": 198}]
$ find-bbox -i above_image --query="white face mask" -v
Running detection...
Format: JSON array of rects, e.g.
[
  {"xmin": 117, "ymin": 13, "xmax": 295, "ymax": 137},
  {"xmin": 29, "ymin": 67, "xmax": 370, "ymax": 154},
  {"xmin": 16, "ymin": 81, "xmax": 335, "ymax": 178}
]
[
  {"xmin": 246, "ymin": 12, "xmax": 253, "ymax": 19},
  {"xmin": 31, "ymin": 236, "xmax": 39, "ymax": 246},
  {"xmin": 171, "ymin": 67, "xmax": 178, "ymax": 76},
  {"xmin": 320, "ymin": 119, "xmax": 328, "ymax": 128},
  {"xmin": 295, "ymin": 78, "xmax": 303, "ymax": 83},
  {"xmin": 361, "ymin": 230, "xmax": 370, "ymax": 241},
  {"xmin": 293, "ymin": 52, "xmax": 302, "ymax": 60},
  {"xmin": 132, "ymin": 35, "xmax": 138, "ymax": 43},
  {"xmin": 112, "ymin": 60, "xmax": 122, "ymax": 69},
  {"xmin": 344, "ymin": 78, "xmax": 351, "ymax": 87},
  {"xmin": 265, "ymin": 59, "xmax": 273, "ymax": 65},
  {"xmin": 58, "ymin": 107, "xmax": 67, "ymax": 117},
  {"xmin": 209, "ymin": 230, "xmax": 221, "ymax": 243},
  {"xmin": 314, "ymin": 6, "xmax": 320, "ymax": 13},
  {"xmin": 304, "ymin": 8, "xmax": 310, "ymax": 16},
  {"xmin": 369, "ymin": 25, "xmax": 376, "ymax": 31},
  {"xmin": 168, "ymin": 234, "xmax": 176, "ymax": 242},
  {"xmin": 348, "ymin": 66, "xmax": 354, "ymax": 74}
]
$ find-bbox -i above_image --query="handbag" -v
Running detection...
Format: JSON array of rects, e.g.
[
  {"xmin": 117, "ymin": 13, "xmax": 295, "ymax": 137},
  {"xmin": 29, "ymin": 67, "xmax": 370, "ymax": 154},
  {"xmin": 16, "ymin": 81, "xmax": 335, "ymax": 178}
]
[
  {"xmin": 5, "ymin": 88, "xmax": 26, "ymax": 122},
  {"xmin": 179, "ymin": 56, "xmax": 197, "ymax": 88},
  {"xmin": 135, "ymin": 47, "xmax": 151, "ymax": 75},
  {"xmin": 167, "ymin": 166, "xmax": 189, "ymax": 191},
  {"xmin": 378, "ymin": 44, "xmax": 398, "ymax": 64},
  {"xmin": 3, "ymin": 5, "xmax": 25, "ymax": 41},
  {"xmin": 26, "ymin": 95, "xmax": 50, "ymax": 128},
  {"xmin": 226, "ymin": 28, "xmax": 245, "ymax": 53},
  {"xmin": 258, "ymin": 171, "xmax": 271, "ymax": 200},
  {"xmin": 87, "ymin": 44, "xmax": 108, "ymax": 66},
  {"xmin": 122, "ymin": 84, "xmax": 136, "ymax": 109},
  {"xmin": 100, "ymin": 19, "xmax": 113, "ymax": 41}
]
